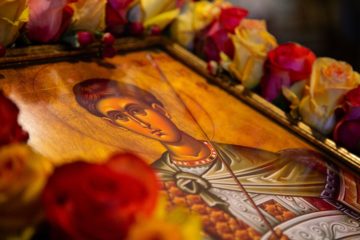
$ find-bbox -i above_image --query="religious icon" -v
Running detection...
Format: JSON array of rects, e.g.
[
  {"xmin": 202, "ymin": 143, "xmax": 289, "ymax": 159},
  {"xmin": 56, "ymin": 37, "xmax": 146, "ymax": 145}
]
[
  {"xmin": 2, "ymin": 48, "xmax": 360, "ymax": 239},
  {"xmin": 73, "ymin": 77, "xmax": 360, "ymax": 239}
]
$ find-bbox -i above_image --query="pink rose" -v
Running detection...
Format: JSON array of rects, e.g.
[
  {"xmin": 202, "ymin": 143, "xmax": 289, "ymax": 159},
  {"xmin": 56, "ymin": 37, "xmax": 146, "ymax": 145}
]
[
  {"xmin": 261, "ymin": 43, "xmax": 316, "ymax": 102},
  {"xmin": 0, "ymin": 91, "xmax": 28, "ymax": 147},
  {"xmin": 333, "ymin": 86, "xmax": 360, "ymax": 155},
  {"xmin": 27, "ymin": 0, "xmax": 74, "ymax": 43}
]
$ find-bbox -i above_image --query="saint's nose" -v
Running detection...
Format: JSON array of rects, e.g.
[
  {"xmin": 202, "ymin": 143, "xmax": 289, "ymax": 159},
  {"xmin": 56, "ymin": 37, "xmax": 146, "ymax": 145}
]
[{"xmin": 128, "ymin": 114, "xmax": 151, "ymax": 128}]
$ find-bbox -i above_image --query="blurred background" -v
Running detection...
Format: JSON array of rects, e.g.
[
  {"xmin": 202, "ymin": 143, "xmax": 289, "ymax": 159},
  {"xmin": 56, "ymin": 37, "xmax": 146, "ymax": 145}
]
[{"xmin": 231, "ymin": 0, "xmax": 360, "ymax": 71}]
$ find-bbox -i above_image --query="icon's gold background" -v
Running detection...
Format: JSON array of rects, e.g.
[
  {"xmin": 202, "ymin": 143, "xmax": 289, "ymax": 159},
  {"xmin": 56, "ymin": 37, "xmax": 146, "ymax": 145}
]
[{"xmin": 0, "ymin": 50, "xmax": 313, "ymax": 164}]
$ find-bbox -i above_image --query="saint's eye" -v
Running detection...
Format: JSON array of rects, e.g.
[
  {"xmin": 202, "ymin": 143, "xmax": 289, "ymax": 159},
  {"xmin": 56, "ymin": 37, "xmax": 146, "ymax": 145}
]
[
  {"xmin": 107, "ymin": 111, "xmax": 129, "ymax": 122},
  {"xmin": 127, "ymin": 105, "xmax": 146, "ymax": 116}
]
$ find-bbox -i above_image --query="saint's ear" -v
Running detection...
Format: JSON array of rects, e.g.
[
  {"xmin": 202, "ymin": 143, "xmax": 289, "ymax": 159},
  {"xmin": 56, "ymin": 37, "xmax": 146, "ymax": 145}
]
[
  {"xmin": 101, "ymin": 117, "xmax": 128, "ymax": 131},
  {"xmin": 151, "ymin": 103, "xmax": 171, "ymax": 119}
]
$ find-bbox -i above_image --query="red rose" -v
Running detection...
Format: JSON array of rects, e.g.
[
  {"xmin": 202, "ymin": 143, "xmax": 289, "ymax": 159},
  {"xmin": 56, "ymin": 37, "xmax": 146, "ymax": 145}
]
[
  {"xmin": 0, "ymin": 91, "xmax": 29, "ymax": 147},
  {"xmin": 27, "ymin": 0, "xmax": 74, "ymax": 43},
  {"xmin": 42, "ymin": 153, "xmax": 159, "ymax": 240},
  {"xmin": 196, "ymin": 6, "xmax": 247, "ymax": 62},
  {"xmin": 106, "ymin": 0, "xmax": 135, "ymax": 36},
  {"xmin": 333, "ymin": 86, "xmax": 360, "ymax": 155},
  {"xmin": 261, "ymin": 43, "xmax": 316, "ymax": 101},
  {"xmin": 219, "ymin": 7, "xmax": 248, "ymax": 33}
]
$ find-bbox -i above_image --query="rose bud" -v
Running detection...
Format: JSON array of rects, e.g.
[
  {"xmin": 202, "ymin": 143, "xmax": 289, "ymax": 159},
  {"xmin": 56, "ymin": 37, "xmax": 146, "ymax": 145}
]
[
  {"xmin": 27, "ymin": 0, "xmax": 74, "ymax": 43},
  {"xmin": 333, "ymin": 86, "xmax": 360, "ymax": 155},
  {"xmin": 42, "ymin": 153, "xmax": 159, "ymax": 240},
  {"xmin": 0, "ymin": 91, "xmax": 29, "ymax": 147},
  {"xmin": 261, "ymin": 43, "xmax": 316, "ymax": 102},
  {"xmin": 299, "ymin": 58, "xmax": 360, "ymax": 135},
  {"xmin": 0, "ymin": 144, "xmax": 53, "ymax": 239},
  {"xmin": 229, "ymin": 19, "xmax": 277, "ymax": 89},
  {"xmin": 105, "ymin": 0, "xmax": 136, "ymax": 36},
  {"xmin": 62, "ymin": 31, "xmax": 94, "ymax": 48},
  {"xmin": 0, "ymin": 0, "xmax": 28, "ymax": 47},
  {"xmin": 77, "ymin": 31, "xmax": 94, "ymax": 47},
  {"xmin": 102, "ymin": 32, "xmax": 116, "ymax": 46},
  {"xmin": 70, "ymin": 0, "xmax": 107, "ymax": 32}
]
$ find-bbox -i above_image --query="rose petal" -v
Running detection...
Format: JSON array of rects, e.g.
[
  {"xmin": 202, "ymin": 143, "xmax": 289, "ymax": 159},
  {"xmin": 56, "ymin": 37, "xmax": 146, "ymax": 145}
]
[
  {"xmin": 0, "ymin": 0, "xmax": 28, "ymax": 46},
  {"xmin": 71, "ymin": 0, "xmax": 106, "ymax": 32},
  {"xmin": 28, "ymin": 0, "xmax": 73, "ymax": 43},
  {"xmin": 203, "ymin": 22, "xmax": 234, "ymax": 62},
  {"xmin": 261, "ymin": 66, "xmax": 291, "ymax": 101},
  {"xmin": 219, "ymin": 6, "xmax": 248, "ymax": 33}
]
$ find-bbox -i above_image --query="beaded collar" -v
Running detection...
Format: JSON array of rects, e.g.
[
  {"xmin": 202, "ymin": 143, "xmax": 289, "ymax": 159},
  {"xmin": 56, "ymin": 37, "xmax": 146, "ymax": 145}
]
[{"xmin": 171, "ymin": 141, "xmax": 217, "ymax": 167}]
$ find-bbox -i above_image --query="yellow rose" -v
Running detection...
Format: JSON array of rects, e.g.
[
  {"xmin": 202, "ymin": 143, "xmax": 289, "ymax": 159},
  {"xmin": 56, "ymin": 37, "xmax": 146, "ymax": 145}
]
[
  {"xmin": 70, "ymin": 0, "xmax": 106, "ymax": 32},
  {"xmin": 141, "ymin": 0, "xmax": 180, "ymax": 30},
  {"xmin": 170, "ymin": 1, "xmax": 221, "ymax": 49},
  {"xmin": 0, "ymin": 144, "xmax": 53, "ymax": 239},
  {"xmin": 0, "ymin": 0, "xmax": 28, "ymax": 46},
  {"xmin": 299, "ymin": 57, "xmax": 360, "ymax": 135},
  {"xmin": 229, "ymin": 19, "xmax": 277, "ymax": 89}
]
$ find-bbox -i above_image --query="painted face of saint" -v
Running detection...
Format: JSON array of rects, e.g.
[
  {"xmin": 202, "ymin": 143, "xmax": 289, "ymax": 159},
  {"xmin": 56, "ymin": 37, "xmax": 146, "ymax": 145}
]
[{"xmin": 96, "ymin": 96, "xmax": 182, "ymax": 143}]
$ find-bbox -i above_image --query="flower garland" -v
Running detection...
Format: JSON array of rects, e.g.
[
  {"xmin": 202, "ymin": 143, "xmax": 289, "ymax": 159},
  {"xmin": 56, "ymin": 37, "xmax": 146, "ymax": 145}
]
[{"xmin": 0, "ymin": 1, "xmax": 359, "ymax": 238}]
